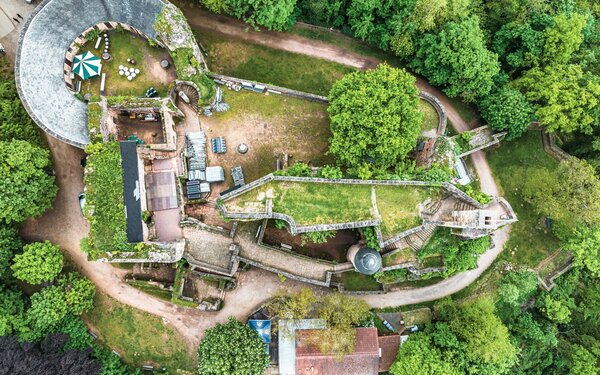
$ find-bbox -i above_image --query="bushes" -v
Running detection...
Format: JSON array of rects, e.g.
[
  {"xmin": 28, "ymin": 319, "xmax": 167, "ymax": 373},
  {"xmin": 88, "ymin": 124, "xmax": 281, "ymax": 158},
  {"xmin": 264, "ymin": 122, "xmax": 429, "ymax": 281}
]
[{"xmin": 82, "ymin": 142, "xmax": 131, "ymax": 259}]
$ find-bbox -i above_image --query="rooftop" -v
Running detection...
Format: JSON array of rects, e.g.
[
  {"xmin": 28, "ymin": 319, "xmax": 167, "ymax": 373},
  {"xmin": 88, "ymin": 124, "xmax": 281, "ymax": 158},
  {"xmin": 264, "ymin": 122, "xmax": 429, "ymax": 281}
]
[
  {"xmin": 295, "ymin": 328, "xmax": 380, "ymax": 375},
  {"xmin": 16, "ymin": 0, "xmax": 165, "ymax": 148},
  {"xmin": 120, "ymin": 141, "xmax": 143, "ymax": 243}
]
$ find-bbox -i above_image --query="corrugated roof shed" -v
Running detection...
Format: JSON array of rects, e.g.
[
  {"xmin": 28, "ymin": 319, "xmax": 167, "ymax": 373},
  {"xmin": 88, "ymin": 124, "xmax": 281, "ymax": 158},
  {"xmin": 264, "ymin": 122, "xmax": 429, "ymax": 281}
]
[
  {"xmin": 120, "ymin": 141, "xmax": 143, "ymax": 243},
  {"xmin": 295, "ymin": 328, "xmax": 380, "ymax": 375},
  {"xmin": 205, "ymin": 166, "xmax": 225, "ymax": 182}
]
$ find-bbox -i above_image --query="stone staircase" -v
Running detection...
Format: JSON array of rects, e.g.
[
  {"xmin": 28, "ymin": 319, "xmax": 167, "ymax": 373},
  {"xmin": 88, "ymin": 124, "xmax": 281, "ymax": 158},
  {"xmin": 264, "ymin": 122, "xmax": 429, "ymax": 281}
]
[
  {"xmin": 176, "ymin": 84, "xmax": 200, "ymax": 112},
  {"xmin": 405, "ymin": 224, "xmax": 436, "ymax": 251},
  {"xmin": 454, "ymin": 200, "xmax": 477, "ymax": 211},
  {"xmin": 384, "ymin": 238, "xmax": 407, "ymax": 253}
]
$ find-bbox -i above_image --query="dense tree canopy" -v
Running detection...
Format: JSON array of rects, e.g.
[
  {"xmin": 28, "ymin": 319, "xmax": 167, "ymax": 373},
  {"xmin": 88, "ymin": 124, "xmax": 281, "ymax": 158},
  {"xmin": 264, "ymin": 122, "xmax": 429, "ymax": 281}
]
[
  {"xmin": 197, "ymin": 317, "xmax": 269, "ymax": 375},
  {"xmin": 410, "ymin": 16, "xmax": 500, "ymax": 101},
  {"xmin": 520, "ymin": 157, "xmax": 600, "ymax": 231},
  {"xmin": 58, "ymin": 272, "xmax": 96, "ymax": 315},
  {"xmin": 11, "ymin": 241, "xmax": 63, "ymax": 285},
  {"xmin": 0, "ymin": 140, "xmax": 56, "ymax": 224},
  {"xmin": 25, "ymin": 286, "xmax": 69, "ymax": 341},
  {"xmin": 327, "ymin": 64, "xmax": 421, "ymax": 178},
  {"xmin": 390, "ymin": 333, "xmax": 460, "ymax": 375},
  {"xmin": 0, "ymin": 225, "xmax": 22, "ymax": 280},
  {"xmin": 0, "ymin": 286, "xmax": 26, "ymax": 337},
  {"xmin": 512, "ymin": 64, "xmax": 600, "ymax": 133},
  {"xmin": 479, "ymin": 86, "xmax": 534, "ymax": 139},
  {"xmin": 200, "ymin": 0, "xmax": 296, "ymax": 30}
]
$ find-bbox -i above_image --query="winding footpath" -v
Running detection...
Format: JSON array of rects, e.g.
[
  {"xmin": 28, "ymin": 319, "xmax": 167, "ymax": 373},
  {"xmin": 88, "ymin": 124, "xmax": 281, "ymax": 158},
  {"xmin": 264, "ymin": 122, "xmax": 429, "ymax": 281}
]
[{"xmin": 3, "ymin": 0, "xmax": 510, "ymax": 350}]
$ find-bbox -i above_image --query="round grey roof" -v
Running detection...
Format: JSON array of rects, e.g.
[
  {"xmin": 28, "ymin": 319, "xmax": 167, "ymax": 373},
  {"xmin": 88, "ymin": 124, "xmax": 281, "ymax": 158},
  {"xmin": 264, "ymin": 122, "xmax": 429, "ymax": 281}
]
[
  {"xmin": 15, "ymin": 0, "xmax": 166, "ymax": 148},
  {"xmin": 237, "ymin": 143, "xmax": 248, "ymax": 154},
  {"xmin": 353, "ymin": 247, "xmax": 382, "ymax": 275}
]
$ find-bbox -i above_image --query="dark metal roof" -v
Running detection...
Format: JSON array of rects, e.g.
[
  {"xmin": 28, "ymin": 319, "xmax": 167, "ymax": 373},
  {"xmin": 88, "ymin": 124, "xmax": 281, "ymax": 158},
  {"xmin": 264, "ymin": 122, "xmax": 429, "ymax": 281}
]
[
  {"xmin": 120, "ymin": 141, "xmax": 143, "ymax": 243},
  {"xmin": 353, "ymin": 247, "xmax": 382, "ymax": 275}
]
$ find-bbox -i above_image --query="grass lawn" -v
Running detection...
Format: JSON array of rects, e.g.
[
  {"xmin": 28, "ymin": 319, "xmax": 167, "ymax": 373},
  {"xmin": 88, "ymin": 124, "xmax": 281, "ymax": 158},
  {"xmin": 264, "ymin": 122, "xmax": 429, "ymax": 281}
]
[
  {"xmin": 376, "ymin": 185, "xmax": 438, "ymax": 238},
  {"xmin": 338, "ymin": 271, "xmax": 382, "ymax": 291},
  {"xmin": 193, "ymin": 29, "xmax": 355, "ymax": 95},
  {"xmin": 203, "ymin": 90, "xmax": 333, "ymax": 184},
  {"xmin": 83, "ymin": 292, "xmax": 196, "ymax": 373},
  {"xmin": 225, "ymin": 180, "xmax": 439, "ymax": 234},
  {"xmin": 401, "ymin": 307, "xmax": 433, "ymax": 326},
  {"xmin": 487, "ymin": 130, "xmax": 560, "ymax": 267},
  {"xmin": 419, "ymin": 99, "xmax": 439, "ymax": 133},
  {"xmin": 226, "ymin": 181, "xmax": 374, "ymax": 225},
  {"xmin": 79, "ymin": 30, "xmax": 174, "ymax": 99},
  {"xmin": 382, "ymin": 248, "xmax": 417, "ymax": 267}
]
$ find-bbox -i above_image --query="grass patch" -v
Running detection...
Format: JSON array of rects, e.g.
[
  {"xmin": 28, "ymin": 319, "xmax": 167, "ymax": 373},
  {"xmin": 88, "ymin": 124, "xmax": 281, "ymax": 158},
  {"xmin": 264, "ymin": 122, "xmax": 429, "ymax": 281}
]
[
  {"xmin": 79, "ymin": 30, "xmax": 172, "ymax": 99},
  {"xmin": 225, "ymin": 181, "xmax": 374, "ymax": 225},
  {"xmin": 421, "ymin": 255, "xmax": 444, "ymax": 268},
  {"xmin": 194, "ymin": 29, "xmax": 355, "ymax": 95},
  {"xmin": 487, "ymin": 130, "xmax": 560, "ymax": 267},
  {"xmin": 419, "ymin": 99, "xmax": 439, "ymax": 133},
  {"xmin": 83, "ymin": 292, "xmax": 196, "ymax": 373},
  {"xmin": 376, "ymin": 185, "xmax": 438, "ymax": 238},
  {"xmin": 401, "ymin": 307, "xmax": 433, "ymax": 326},
  {"xmin": 127, "ymin": 280, "xmax": 172, "ymax": 302},
  {"xmin": 382, "ymin": 248, "xmax": 417, "ymax": 267},
  {"xmin": 339, "ymin": 271, "xmax": 382, "ymax": 292}
]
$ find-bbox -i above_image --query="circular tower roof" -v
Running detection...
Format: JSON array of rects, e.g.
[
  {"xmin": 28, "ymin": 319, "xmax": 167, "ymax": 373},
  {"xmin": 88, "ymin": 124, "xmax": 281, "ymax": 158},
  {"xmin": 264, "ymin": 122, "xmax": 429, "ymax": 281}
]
[
  {"xmin": 353, "ymin": 247, "xmax": 382, "ymax": 275},
  {"xmin": 237, "ymin": 143, "xmax": 249, "ymax": 154},
  {"xmin": 15, "ymin": 0, "xmax": 165, "ymax": 148}
]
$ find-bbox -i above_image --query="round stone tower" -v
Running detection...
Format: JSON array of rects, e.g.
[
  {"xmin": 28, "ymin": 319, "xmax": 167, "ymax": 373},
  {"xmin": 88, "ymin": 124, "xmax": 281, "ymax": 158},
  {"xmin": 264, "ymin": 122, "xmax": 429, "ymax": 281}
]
[{"xmin": 347, "ymin": 244, "xmax": 382, "ymax": 275}]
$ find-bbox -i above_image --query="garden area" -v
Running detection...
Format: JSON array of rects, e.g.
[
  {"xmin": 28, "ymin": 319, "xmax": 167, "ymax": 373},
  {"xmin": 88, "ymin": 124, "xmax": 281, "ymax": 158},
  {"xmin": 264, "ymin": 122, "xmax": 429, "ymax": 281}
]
[
  {"xmin": 77, "ymin": 29, "xmax": 175, "ymax": 100},
  {"xmin": 201, "ymin": 90, "xmax": 333, "ymax": 187},
  {"xmin": 223, "ymin": 180, "xmax": 440, "ymax": 235},
  {"xmin": 487, "ymin": 130, "xmax": 561, "ymax": 267},
  {"xmin": 83, "ymin": 292, "xmax": 196, "ymax": 372},
  {"xmin": 81, "ymin": 142, "xmax": 130, "ymax": 259}
]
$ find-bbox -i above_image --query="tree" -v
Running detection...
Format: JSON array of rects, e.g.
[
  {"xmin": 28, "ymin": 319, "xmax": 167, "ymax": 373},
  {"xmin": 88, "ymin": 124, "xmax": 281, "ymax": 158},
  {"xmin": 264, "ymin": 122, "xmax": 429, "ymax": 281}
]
[
  {"xmin": 0, "ymin": 334, "xmax": 101, "ymax": 375},
  {"xmin": 25, "ymin": 287, "xmax": 68, "ymax": 341},
  {"xmin": 560, "ymin": 342, "xmax": 600, "ymax": 375},
  {"xmin": 512, "ymin": 64, "xmax": 600, "ymax": 133},
  {"xmin": 311, "ymin": 292, "xmax": 371, "ymax": 356},
  {"xmin": 58, "ymin": 272, "xmax": 96, "ymax": 315},
  {"xmin": 542, "ymin": 13, "xmax": 587, "ymax": 66},
  {"xmin": 197, "ymin": 317, "xmax": 269, "ymax": 375},
  {"xmin": 327, "ymin": 64, "xmax": 422, "ymax": 176},
  {"xmin": 0, "ymin": 225, "xmax": 22, "ymax": 279},
  {"xmin": 11, "ymin": 241, "xmax": 63, "ymax": 285},
  {"xmin": 497, "ymin": 269, "xmax": 538, "ymax": 308},
  {"xmin": 447, "ymin": 298, "xmax": 518, "ymax": 372},
  {"xmin": 410, "ymin": 16, "xmax": 500, "ymax": 101},
  {"xmin": 54, "ymin": 315, "xmax": 94, "ymax": 351},
  {"xmin": 540, "ymin": 294, "xmax": 572, "ymax": 324},
  {"xmin": 563, "ymin": 225, "xmax": 600, "ymax": 278},
  {"xmin": 390, "ymin": 333, "xmax": 460, "ymax": 375},
  {"xmin": 0, "ymin": 286, "xmax": 26, "ymax": 337},
  {"xmin": 318, "ymin": 165, "xmax": 343, "ymax": 179},
  {"xmin": 479, "ymin": 87, "xmax": 534, "ymax": 140},
  {"xmin": 268, "ymin": 288, "xmax": 317, "ymax": 320},
  {"xmin": 225, "ymin": 0, "xmax": 297, "ymax": 31},
  {"xmin": 0, "ymin": 140, "xmax": 56, "ymax": 223},
  {"xmin": 520, "ymin": 158, "xmax": 600, "ymax": 231}
]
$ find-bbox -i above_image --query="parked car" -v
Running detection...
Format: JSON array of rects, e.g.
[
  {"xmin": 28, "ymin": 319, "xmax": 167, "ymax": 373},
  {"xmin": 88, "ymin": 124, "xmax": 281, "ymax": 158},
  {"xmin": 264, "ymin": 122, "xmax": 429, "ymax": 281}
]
[{"xmin": 78, "ymin": 192, "xmax": 86, "ymax": 214}]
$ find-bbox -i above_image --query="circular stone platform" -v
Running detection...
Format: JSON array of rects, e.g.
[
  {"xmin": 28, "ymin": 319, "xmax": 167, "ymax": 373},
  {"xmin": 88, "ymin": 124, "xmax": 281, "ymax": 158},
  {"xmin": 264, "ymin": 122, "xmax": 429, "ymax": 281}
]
[{"xmin": 15, "ymin": 0, "xmax": 166, "ymax": 148}]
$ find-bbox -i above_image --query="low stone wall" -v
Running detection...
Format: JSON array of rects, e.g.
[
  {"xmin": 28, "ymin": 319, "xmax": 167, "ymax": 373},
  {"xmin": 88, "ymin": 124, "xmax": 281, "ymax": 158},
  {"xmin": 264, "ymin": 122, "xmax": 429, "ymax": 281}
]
[
  {"xmin": 419, "ymin": 91, "xmax": 447, "ymax": 136},
  {"xmin": 541, "ymin": 130, "xmax": 571, "ymax": 161},
  {"xmin": 236, "ymin": 256, "xmax": 332, "ymax": 287},
  {"xmin": 100, "ymin": 240, "xmax": 185, "ymax": 263},
  {"xmin": 208, "ymin": 73, "xmax": 328, "ymax": 103}
]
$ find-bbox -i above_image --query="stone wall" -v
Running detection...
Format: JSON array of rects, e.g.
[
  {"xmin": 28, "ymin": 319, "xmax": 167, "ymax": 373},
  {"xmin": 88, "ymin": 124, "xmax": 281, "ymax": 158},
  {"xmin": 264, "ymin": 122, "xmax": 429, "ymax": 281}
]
[{"xmin": 419, "ymin": 91, "xmax": 447, "ymax": 136}]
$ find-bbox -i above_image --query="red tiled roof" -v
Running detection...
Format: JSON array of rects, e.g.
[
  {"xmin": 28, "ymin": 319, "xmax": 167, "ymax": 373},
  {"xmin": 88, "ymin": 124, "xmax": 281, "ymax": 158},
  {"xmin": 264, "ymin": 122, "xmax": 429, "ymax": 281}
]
[
  {"xmin": 377, "ymin": 335, "xmax": 400, "ymax": 372},
  {"xmin": 295, "ymin": 328, "xmax": 379, "ymax": 375}
]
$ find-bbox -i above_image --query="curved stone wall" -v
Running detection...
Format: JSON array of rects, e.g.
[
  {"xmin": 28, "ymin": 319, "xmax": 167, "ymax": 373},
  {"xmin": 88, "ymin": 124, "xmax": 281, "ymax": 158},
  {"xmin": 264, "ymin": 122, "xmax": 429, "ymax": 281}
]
[{"xmin": 16, "ymin": 0, "xmax": 167, "ymax": 148}]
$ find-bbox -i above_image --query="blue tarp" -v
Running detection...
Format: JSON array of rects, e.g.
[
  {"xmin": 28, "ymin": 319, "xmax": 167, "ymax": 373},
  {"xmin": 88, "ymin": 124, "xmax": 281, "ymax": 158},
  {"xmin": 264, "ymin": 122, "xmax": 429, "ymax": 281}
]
[{"xmin": 248, "ymin": 320, "xmax": 271, "ymax": 344}]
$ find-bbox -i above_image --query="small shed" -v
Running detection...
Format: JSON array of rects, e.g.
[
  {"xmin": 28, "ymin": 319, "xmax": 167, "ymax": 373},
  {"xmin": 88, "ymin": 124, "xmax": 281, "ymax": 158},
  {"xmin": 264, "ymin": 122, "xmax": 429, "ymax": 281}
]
[{"xmin": 206, "ymin": 166, "xmax": 225, "ymax": 183}]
